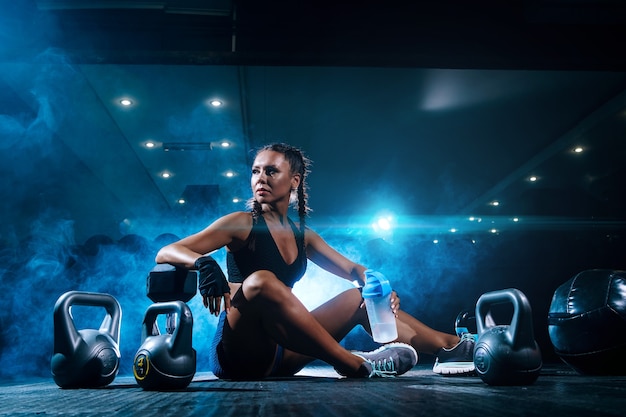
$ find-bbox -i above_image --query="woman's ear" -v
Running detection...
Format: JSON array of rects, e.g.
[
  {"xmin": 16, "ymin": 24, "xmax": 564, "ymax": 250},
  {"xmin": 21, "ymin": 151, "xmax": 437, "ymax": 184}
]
[{"xmin": 291, "ymin": 173, "xmax": 301, "ymax": 190}]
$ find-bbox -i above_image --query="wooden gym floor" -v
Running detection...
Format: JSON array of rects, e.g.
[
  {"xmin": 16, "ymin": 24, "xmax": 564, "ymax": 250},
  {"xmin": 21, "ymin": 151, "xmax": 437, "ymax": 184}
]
[{"xmin": 1, "ymin": 361, "xmax": 624, "ymax": 416}]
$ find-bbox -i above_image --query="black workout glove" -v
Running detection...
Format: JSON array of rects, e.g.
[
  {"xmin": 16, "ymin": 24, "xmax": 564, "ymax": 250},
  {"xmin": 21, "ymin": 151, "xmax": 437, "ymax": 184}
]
[{"xmin": 195, "ymin": 256, "xmax": 230, "ymax": 298}]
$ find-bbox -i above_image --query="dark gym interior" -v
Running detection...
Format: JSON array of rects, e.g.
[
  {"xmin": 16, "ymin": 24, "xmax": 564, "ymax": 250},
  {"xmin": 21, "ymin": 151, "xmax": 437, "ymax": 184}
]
[{"xmin": 1, "ymin": 1, "xmax": 626, "ymax": 416}]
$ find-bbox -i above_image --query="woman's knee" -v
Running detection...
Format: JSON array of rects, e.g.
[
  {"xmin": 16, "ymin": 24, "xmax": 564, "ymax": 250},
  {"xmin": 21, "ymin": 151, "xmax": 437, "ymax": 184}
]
[{"xmin": 241, "ymin": 270, "xmax": 286, "ymax": 299}]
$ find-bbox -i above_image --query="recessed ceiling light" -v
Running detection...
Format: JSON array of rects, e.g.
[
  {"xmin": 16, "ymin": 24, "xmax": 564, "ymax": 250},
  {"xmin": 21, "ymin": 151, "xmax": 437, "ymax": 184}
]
[
  {"xmin": 528, "ymin": 175, "xmax": 538, "ymax": 182},
  {"xmin": 232, "ymin": 198, "xmax": 241, "ymax": 203},
  {"xmin": 489, "ymin": 200, "xmax": 500, "ymax": 207},
  {"xmin": 161, "ymin": 172, "xmax": 171, "ymax": 178},
  {"xmin": 145, "ymin": 141, "xmax": 156, "ymax": 148},
  {"xmin": 210, "ymin": 99, "xmax": 223, "ymax": 107},
  {"xmin": 224, "ymin": 171, "xmax": 235, "ymax": 178},
  {"xmin": 573, "ymin": 146, "xmax": 584, "ymax": 153},
  {"xmin": 177, "ymin": 199, "xmax": 186, "ymax": 204},
  {"xmin": 220, "ymin": 141, "xmax": 231, "ymax": 148},
  {"xmin": 120, "ymin": 98, "xmax": 133, "ymax": 106}
]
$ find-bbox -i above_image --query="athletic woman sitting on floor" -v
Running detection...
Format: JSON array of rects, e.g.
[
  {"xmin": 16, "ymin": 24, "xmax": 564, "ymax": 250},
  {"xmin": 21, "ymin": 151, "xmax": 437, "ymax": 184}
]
[{"xmin": 156, "ymin": 143, "xmax": 474, "ymax": 379}]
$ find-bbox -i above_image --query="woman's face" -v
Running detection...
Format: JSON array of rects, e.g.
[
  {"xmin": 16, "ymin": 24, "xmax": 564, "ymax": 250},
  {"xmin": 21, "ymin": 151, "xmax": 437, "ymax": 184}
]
[{"xmin": 251, "ymin": 150, "xmax": 300, "ymax": 206}]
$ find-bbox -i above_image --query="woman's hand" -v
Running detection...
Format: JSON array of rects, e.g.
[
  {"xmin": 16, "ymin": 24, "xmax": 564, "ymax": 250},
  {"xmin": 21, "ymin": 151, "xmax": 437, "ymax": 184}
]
[
  {"xmin": 196, "ymin": 255, "xmax": 231, "ymax": 316},
  {"xmin": 390, "ymin": 290, "xmax": 400, "ymax": 317},
  {"xmin": 203, "ymin": 292, "xmax": 231, "ymax": 316}
]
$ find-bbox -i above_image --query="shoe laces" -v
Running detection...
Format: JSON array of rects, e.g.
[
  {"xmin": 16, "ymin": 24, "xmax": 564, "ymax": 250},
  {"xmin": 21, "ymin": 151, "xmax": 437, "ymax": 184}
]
[
  {"xmin": 459, "ymin": 333, "xmax": 476, "ymax": 344},
  {"xmin": 366, "ymin": 356, "xmax": 397, "ymax": 378},
  {"xmin": 460, "ymin": 333, "xmax": 476, "ymax": 343}
]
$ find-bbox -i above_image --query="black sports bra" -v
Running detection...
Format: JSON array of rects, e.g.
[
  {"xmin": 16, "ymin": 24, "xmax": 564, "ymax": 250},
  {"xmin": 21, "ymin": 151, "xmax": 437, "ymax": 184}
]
[{"xmin": 227, "ymin": 215, "xmax": 307, "ymax": 288}]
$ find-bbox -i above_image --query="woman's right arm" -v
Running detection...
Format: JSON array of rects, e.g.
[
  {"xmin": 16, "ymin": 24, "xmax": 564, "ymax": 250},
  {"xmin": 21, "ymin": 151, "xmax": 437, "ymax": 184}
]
[{"xmin": 155, "ymin": 211, "xmax": 251, "ymax": 268}]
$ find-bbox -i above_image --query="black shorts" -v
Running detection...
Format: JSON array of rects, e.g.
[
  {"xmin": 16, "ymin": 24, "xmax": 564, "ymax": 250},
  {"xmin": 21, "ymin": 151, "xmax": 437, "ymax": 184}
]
[{"xmin": 210, "ymin": 311, "xmax": 284, "ymax": 380}]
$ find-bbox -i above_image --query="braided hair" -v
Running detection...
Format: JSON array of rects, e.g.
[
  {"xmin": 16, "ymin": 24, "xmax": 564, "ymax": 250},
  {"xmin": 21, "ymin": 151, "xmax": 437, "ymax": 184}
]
[{"xmin": 247, "ymin": 143, "xmax": 312, "ymax": 232}]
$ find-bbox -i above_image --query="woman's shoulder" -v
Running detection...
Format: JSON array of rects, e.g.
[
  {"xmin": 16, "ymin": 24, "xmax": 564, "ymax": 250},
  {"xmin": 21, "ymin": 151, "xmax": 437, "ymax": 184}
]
[
  {"xmin": 215, "ymin": 211, "xmax": 254, "ymax": 249},
  {"xmin": 219, "ymin": 211, "xmax": 253, "ymax": 227}
]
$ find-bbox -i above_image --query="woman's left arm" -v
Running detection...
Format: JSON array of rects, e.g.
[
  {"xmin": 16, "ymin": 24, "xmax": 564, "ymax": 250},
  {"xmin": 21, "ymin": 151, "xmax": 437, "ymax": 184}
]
[
  {"xmin": 305, "ymin": 228, "xmax": 366, "ymax": 283},
  {"xmin": 305, "ymin": 228, "xmax": 400, "ymax": 315}
]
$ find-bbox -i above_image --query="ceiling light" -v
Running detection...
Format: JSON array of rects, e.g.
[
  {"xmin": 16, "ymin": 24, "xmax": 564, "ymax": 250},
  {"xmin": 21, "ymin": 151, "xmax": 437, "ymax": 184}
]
[
  {"xmin": 232, "ymin": 198, "xmax": 241, "ymax": 203},
  {"xmin": 528, "ymin": 175, "xmax": 538, "ymax": 182},
  {"xmin": 161, "ymin": 172, "xmax": 171, "ymax": 179},
  {"xmin": 573, "ymin": 146, "xmax": 584, "ymax": 153},
  {"xmin": 220, "ymin": 141, "xmax": 231, "ymax": 148},
  {"xmin": 120, "ymin": 98, "xmax": 133, "ymax": 106},
  {"xmin": 489, "ymin": 200, "xmax": 500, "ymax": 207},
  {"xmin": 145, "ymin": 141, "xmax": 156, "ymax": 148},
  {"xmin": 177, "ymin": 199, "xmax": 186, "ymax": 204},
  {"xmin": 224, "ymin": 171, "xmax": 235, "ymax": 178},
  {"xmin": 209, "ymin": 99, "xmax": 223, "ymax": 107}
]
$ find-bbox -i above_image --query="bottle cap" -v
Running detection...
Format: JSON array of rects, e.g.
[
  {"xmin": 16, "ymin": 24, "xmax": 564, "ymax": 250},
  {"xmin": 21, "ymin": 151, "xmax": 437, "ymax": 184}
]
[{"xmin": 362, "ymin": 270, "xmax": 392, "ymax": 298}]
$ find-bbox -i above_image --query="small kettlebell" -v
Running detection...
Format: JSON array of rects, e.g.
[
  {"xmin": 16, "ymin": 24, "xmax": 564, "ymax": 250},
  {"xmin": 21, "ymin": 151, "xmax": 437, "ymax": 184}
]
[
  {"xmin": 474, "ymin": 288, "xmax": 542, "ymax": 385},
  {"xmin": 133, "ymin": 301, "xmax": 196, "ymax": 390},
  {"xmin": 51, "ymin": 291, "xmax": 122, "ymax": 388}
]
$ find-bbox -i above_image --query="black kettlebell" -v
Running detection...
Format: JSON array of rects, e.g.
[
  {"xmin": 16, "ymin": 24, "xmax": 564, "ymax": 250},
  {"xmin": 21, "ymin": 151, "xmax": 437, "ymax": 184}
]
[
  {"xmin": 133, "ymin": 301, "xmax": 196, "ymax": 390},
  {"xmin": 51, "ymin": 291, "xmax": 122, "ymax": 388},
  {"xmin": 473, "ymin": 288, "xmax": 542, "ymax": 385}
]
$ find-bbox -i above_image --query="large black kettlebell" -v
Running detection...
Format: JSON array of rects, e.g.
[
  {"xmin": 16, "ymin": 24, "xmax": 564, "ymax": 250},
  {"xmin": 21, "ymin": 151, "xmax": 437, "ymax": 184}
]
[
  {"xmin": 473, "ymin": 288, "xmax": 542, "ymax": 385},
  {"xmin": 133, "ymin": 301, "xmax": 196, "ymax": 390},
  {"xmin": 51, "ymin": 291, "xmax": 122, "ymax": 388}
]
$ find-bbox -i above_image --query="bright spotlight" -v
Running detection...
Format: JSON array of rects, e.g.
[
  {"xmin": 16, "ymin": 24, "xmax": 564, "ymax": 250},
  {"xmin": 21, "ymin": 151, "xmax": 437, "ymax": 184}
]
[
  {"xmin": 377, "ymin": 217, "xmax": 391, "ymax": 230},
  {"xmin": 371, "ymin": 214, "xmax": 395, "ymax": 236}
]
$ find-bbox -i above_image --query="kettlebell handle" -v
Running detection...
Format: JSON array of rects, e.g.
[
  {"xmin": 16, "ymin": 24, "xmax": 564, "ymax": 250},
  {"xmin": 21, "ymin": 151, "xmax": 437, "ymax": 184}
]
[
  {"xmin": 53, "ymin": 291, "xmax": 122, "ymax": 356},
  {"xmin": 475, "ymin": 288, "xmax": 535, "ymax": 350},
  {"xmin": 141, "ymin": 301, "xmax": 193, "ymax": 356}
]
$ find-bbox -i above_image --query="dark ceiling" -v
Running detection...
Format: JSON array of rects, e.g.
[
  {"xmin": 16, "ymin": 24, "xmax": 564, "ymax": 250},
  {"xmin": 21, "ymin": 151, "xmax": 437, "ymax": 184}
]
[{"xmin": 1, "ymin": 0, "xmax": 626, "ymax": 245}]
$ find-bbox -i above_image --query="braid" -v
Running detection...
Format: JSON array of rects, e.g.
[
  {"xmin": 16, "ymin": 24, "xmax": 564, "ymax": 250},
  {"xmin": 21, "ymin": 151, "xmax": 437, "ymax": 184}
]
[
  {"xmin": 297, "ymin": 175, "xmax": 309, "ymax": 231},
  {"xmin": 251, "ymin": 199, "xmax": 263, "ymax": 222}
]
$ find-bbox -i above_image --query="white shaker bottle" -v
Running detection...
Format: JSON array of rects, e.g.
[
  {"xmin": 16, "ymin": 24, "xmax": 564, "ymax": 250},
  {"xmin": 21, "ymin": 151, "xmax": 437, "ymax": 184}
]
[{"xmin": 362, "ymin": 270, "xmax": 398, "ymax": 343}]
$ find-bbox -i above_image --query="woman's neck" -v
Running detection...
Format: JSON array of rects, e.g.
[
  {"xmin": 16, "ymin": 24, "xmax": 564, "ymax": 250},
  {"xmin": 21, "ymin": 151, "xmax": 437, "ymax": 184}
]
[{"xmin": 261, "ymin": 206, "xmax": 289, "ymax": 226}]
